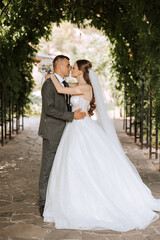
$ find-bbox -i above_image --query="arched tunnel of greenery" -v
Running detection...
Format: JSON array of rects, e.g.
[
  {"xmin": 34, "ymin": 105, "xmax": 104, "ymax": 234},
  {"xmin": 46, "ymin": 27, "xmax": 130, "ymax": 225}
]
[{"xmin": 0, "ymin": 0, "xmax": 160, "ymax": 159}]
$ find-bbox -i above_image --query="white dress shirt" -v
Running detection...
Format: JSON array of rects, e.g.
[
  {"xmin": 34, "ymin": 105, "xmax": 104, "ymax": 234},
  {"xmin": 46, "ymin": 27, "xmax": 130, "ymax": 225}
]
[
  {"xmin": 54, "ymin": 73, "xmax": 69, "ymax": 104},
  {"xmin": 54, "ymin": 73, "xmax": 65, "ymax": 86}
]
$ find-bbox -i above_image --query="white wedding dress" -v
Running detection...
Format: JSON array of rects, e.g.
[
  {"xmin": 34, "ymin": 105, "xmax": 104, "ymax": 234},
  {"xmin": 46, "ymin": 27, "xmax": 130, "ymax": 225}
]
[{"xmin": 43, "ymin": 95, "xmax": 160, "ymax": 231}]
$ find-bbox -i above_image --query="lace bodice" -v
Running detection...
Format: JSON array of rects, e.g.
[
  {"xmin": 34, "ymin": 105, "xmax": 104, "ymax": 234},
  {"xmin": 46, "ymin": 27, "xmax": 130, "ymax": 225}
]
[{"xmin": 71, "ymin": 96, "xmax": 90, "ymax": 115}]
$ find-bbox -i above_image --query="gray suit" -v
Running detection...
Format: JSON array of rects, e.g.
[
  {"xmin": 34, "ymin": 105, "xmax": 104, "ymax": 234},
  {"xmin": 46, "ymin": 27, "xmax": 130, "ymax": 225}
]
[{"xmin": 38, "ymin": 78, "xmax": 74, "ymax": 206}]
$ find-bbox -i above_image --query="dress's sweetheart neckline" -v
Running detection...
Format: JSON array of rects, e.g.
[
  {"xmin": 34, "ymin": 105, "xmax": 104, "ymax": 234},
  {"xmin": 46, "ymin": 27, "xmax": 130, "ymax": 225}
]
[{"xmin": 72, "ymin": 95, "xmax": 91, "ymax": 103}]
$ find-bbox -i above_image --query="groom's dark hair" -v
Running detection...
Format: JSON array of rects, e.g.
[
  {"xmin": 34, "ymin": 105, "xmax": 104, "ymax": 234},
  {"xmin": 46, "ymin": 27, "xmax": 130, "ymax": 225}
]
[{"xmin": 53, "ymin": 55, "xmax": 70, "ymax": 69}]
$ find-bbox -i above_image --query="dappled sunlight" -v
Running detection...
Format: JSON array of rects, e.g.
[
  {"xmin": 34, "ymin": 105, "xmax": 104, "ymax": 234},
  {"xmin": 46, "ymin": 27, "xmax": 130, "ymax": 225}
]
[{"xmin": 0, "ymin": 161, "xmax": 16, "ymax": 170}]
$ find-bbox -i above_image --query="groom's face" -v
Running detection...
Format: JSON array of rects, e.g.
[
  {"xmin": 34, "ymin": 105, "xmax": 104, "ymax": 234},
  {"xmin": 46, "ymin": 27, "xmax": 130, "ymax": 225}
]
[{"xmin": 60, "ymin": 58, "xmax": 71, "ymax": 78}]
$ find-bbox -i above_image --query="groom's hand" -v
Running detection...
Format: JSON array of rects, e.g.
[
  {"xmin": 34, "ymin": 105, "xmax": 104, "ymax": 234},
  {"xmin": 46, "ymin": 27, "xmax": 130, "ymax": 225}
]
[{"xmin": 74, "ymin": 109, "xmax": 86, "ymax": 120}]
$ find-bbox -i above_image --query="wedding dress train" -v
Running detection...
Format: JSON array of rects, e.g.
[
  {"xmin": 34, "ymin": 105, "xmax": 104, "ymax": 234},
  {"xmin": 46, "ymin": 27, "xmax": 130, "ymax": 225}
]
[{"xmin": 43, "ymin": 95, "xmax": 160, "ymax": 231}]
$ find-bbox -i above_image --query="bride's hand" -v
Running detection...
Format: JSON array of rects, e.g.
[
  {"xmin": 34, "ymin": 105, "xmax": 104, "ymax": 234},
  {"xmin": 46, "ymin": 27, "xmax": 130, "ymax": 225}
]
[{"xmin": 45, "ymin": 73, "xmax": 53, "ymax": 81}]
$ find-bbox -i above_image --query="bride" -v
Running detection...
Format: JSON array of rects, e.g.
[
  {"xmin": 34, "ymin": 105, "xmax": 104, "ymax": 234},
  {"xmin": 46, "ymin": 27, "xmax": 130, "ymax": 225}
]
[{"xmin": 43, "ymin": 59, "xmax": 160, "ymax": 231}]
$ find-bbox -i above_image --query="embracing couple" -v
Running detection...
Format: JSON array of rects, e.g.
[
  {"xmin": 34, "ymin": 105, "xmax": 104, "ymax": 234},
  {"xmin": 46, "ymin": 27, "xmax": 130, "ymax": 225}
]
[{"xmin": 38, "ymin": 55, "xmax": 160, "ymax": 232}]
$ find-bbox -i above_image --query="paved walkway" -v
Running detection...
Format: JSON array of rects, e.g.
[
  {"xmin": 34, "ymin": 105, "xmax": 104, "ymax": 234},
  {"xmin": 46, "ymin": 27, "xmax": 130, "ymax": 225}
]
[{"xmin": 0, "ymin": 117, "xmax": 160, "ymax": 240}]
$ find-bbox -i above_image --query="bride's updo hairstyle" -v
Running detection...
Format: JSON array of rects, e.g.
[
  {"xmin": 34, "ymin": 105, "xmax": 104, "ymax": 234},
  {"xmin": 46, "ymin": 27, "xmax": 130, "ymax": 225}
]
[{"xmin": 76, "ymin": 60, "xmax": 96, "ymax": 116}]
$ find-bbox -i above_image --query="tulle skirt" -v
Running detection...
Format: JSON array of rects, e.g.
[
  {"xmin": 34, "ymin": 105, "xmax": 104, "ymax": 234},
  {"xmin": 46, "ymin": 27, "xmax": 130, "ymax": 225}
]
[{"xmin": 43, "ymin": 117, "xmax": 160, "ymax": 231}]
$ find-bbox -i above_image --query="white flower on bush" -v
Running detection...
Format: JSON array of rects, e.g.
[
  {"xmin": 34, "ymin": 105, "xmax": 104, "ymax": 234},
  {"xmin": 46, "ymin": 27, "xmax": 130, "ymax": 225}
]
[
  {"xmin": 38, "ymin": 59, "xmax": 53, "ymax": 74},
  {"xmin": 38, "ymin": 59, "xmax": 54, "ymax": 83}
]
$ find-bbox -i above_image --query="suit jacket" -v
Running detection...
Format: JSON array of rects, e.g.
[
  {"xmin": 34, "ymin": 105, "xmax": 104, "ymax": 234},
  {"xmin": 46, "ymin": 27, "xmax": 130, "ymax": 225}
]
[{"xmin": 38, "ymin": 78, "xmax": 74, "ymax": 141}]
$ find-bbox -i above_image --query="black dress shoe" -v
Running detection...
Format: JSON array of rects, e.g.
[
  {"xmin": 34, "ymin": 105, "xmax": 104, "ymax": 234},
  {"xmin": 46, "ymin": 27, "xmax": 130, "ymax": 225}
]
[{"xmin": 39, "ymin": 205, "xmax": 44, "ymax": 217}]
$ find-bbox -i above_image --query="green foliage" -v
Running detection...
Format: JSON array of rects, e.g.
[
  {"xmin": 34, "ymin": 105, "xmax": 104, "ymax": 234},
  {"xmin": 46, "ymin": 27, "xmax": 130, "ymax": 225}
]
[
  {"xmin": 0, "ymin": 0, "xmax": 53, "ymax": 112},
  {"xmin": 0, "ymin": 0, "xmax": 160, "ymax": 127}
]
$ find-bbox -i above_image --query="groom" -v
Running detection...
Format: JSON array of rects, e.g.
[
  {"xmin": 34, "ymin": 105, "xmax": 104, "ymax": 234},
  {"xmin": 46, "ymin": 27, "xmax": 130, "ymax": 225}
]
[{"xmin": 38, "ymin": 55, "xmax": 86, "ymax": 216}]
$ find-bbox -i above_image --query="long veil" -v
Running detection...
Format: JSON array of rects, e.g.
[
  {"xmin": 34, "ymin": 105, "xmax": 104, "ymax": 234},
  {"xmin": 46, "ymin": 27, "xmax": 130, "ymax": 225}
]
[{"xmin": 89, "ymin": 69, "xmax": 141, "ymax": 178}]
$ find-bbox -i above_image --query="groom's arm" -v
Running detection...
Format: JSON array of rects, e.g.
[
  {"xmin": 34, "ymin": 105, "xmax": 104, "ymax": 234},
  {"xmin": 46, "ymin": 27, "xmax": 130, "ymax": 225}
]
[{"xmin": 42, "ymin": 80, "xmax": 74, "ymax": 122}]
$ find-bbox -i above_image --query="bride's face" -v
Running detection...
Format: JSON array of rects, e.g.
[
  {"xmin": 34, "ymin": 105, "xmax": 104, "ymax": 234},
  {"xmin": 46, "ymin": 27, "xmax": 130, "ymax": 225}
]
[{"xmin": 71, "ymin": 63, "xmax": 81, "ymax": 78}]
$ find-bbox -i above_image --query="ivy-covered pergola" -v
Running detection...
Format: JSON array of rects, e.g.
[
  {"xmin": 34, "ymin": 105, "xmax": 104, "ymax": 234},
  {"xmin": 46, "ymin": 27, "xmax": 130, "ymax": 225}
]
[{"xmin": 0, "ymin": 0, "xmax": 160, "ymax": 160}]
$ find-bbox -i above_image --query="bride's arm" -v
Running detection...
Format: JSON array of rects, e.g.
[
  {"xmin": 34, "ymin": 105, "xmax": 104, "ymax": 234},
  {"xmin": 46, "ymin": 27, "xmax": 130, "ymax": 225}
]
[
  {"xmin": 50, "ymin": 74, "xmax": 83, "ymax": 95},
  {"xmin": 68, "ymin": 83, "xmax": 78, "ymax": 87}
]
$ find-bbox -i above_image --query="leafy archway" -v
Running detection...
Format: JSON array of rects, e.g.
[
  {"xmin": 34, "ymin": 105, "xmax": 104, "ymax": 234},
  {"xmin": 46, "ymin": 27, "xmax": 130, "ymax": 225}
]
[{"xmin": 0, "ymin": 0, "xmax": 160, "ymax": 159}]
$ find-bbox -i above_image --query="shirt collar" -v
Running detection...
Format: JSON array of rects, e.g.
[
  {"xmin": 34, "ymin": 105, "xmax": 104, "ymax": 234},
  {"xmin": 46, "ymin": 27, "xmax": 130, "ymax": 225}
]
[{"xmin": 54, "ymin": 73, "xmax": 64, "ymax": 84}]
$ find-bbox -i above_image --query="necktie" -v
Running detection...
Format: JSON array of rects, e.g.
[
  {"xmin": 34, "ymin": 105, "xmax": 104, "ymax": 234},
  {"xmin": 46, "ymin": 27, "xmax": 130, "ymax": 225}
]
[
  {"xmin": 62, "ymin": 80, "xmax": 72, "ymax": 112},
  {"xmin": 62, "ymin": 80, "xmax": 67, "ymax": 87}
]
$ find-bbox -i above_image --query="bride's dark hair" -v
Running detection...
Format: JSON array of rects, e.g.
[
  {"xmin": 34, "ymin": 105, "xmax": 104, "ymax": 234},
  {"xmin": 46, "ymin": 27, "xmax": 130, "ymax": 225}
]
[{"xmin": 76, "ymin": 60, "xmax": 96, "ymax": 116}]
